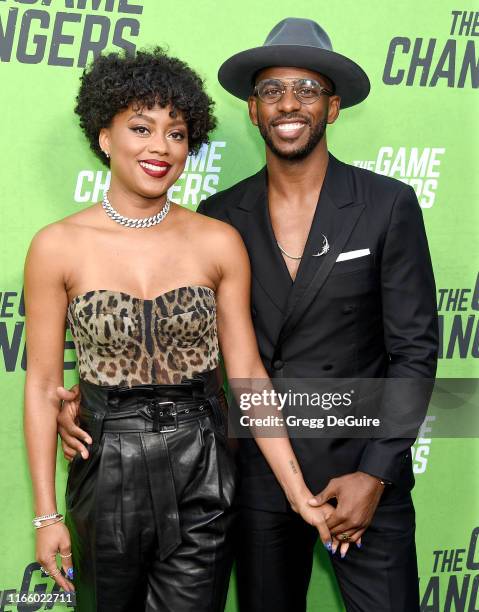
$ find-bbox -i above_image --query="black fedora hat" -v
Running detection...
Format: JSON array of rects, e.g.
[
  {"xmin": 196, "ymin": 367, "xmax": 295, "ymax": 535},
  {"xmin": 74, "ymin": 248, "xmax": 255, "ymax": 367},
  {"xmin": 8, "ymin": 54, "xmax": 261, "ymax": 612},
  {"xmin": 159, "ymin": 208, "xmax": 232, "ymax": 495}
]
[{"xmin": 218, "ymin": 17, "xmax": 370, "ymax": 108}]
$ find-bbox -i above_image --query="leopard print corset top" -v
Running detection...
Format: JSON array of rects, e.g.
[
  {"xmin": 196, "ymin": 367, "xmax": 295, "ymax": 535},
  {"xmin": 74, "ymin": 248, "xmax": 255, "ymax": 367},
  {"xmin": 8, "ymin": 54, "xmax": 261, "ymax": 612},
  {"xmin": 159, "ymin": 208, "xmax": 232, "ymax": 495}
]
[{"xmin": 67, "ymin": 285, "xmax": 219, "ymax": 386}]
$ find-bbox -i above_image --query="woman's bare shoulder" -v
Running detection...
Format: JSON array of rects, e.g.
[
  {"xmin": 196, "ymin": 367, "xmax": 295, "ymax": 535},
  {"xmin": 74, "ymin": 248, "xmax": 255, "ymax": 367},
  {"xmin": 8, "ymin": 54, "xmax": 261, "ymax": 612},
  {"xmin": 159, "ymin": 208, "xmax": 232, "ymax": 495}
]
[{"xmin": 28, "ymin": 204, "xmax": 102, "ymax": 255}]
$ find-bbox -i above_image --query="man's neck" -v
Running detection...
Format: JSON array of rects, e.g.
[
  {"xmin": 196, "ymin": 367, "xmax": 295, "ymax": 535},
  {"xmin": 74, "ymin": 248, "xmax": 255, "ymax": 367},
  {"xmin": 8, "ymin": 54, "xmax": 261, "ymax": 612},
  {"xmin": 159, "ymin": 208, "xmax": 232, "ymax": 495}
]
[{"xmin": 266, "ymin": 141, "xmax": 329, "ymax": 205}]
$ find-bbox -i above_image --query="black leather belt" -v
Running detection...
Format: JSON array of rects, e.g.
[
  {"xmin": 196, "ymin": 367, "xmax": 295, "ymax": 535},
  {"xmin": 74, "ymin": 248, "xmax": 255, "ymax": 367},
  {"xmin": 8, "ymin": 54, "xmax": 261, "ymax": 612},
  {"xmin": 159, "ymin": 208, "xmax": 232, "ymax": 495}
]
[{"xmin": 102, "ymin": 400, "xmax": 212, "ymax": 433}]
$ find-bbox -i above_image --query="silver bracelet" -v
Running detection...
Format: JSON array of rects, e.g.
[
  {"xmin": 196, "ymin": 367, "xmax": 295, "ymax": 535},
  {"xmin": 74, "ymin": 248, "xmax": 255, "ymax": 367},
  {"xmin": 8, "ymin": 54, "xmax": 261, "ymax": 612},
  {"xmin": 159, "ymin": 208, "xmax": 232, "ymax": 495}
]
[
  {"xmin": 35, "ymin": 516, "xmax": 64, "ymax": 530},
  {"xmin": 33, "ymin": 512, "xmax": 62, "ymax": 528}
]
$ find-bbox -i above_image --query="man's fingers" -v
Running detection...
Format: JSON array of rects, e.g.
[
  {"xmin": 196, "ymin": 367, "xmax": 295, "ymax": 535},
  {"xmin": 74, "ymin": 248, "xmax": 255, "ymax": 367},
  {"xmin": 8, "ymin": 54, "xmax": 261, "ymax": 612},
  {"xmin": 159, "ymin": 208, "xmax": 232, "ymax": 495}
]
[
  {"xmin": 308, "ymin": 481, "xmax": 337, "ymax": 506},
  {"xmin": 61, "ymin": 440, "xmax": 77, "ymax": 461},
  {"xmin": 62, "ymin": 449, "xmax": 77, "ymax": 462},
  {"xmin": 58, "ymin": 421, "xmax": 92, "ymax": 446},
  {"xmin": 331, "ymin": 520, "xmax": 360, "ymax": 536},
  {"xmin": 59, "ymin": 433, "xmax": 89, "ymax": 459},
  {"xmin": 325, "ymin": 511, "xmax": 350, "ymax": 531},
  {"xmin": 56, "ymin": 386, "xmax": 80, "ymax": 401},
  {"xmin": 331, "ymin": 519, "xmax": 364, "ymax": 538}
]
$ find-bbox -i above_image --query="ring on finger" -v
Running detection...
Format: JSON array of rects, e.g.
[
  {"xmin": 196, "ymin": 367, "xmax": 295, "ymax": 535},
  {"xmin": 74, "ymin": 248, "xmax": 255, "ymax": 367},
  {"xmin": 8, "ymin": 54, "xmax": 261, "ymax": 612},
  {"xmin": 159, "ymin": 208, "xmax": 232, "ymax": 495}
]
[
  {"xmin": 338, "ymin": 532, "xmax": 351, "ymax": 542},
  {"xmin": 40, "ymin": 566, "xmax": 50, "ymax": 576},
  {"xmin": 60, "ymin": 552, "xmax": 72, "ymax": 559},
  {"xmin": 49, "ymin": 567, "xmax": 62, "ymax": 578}
]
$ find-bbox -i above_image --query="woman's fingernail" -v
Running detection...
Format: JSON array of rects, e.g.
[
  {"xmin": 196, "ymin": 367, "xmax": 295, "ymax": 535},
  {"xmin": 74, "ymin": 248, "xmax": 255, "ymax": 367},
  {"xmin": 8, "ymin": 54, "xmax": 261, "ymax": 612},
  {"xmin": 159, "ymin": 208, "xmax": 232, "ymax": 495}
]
[
  {"xmin": 356, "ymin": 542, "xmax": 362, "ymax": 549},
  {"xmin": 66, "ymin": 568, "xmax": 74, "ymax": 579},
  {"xmin": 340, "ymin": 551, "xmax": 346, "ymax": 559},
  {"xmin": 324, "ymin": 540, "xmax": 332, "ymax": 551}
]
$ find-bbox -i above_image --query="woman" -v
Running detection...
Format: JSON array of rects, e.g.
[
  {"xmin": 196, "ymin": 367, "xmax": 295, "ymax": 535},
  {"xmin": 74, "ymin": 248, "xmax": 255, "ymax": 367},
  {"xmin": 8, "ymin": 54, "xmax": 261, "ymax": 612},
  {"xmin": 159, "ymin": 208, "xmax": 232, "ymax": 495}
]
[{"xmin": 24, "ymin": 47, "xmax": 343, "ymax": 611}]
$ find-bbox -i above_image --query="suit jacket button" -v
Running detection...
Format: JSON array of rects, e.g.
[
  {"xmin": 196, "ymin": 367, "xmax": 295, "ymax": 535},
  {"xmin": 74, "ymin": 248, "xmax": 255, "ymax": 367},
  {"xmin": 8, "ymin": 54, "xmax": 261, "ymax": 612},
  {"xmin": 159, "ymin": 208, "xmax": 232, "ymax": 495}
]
[{"xmin": 273, "ymin": 360, "xmax": 284, "ymax": 370}]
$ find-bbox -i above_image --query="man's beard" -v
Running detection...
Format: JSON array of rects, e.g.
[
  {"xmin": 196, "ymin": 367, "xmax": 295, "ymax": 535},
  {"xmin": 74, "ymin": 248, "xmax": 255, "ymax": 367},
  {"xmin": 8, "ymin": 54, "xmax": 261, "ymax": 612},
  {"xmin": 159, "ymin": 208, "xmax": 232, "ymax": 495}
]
[{"xmin": 258, "ymin": 113, "xmax": 327, "ymax": 161}]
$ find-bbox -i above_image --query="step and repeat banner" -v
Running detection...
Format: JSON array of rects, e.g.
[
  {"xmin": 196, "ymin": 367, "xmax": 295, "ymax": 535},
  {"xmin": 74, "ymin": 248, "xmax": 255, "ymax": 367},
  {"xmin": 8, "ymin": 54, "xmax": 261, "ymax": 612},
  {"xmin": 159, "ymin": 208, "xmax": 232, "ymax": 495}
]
[{"xmin": 0, "ymin": 1, "xmax": 477, "ymax": 610}]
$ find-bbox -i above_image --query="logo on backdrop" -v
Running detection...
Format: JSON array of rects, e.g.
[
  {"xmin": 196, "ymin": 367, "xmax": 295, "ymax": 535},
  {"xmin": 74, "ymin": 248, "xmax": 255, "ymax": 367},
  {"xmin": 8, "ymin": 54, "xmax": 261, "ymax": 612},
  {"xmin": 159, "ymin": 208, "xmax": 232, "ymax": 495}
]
[
  {"xmin": 0, "ymin": 289, "xmax": 76, "ymax": 373},
  {"xmin": 420, "ymin": 526, "xmax": 479, "ymax": 611},
  {"xmin": 0, "ymin": 0, "xmax": 144, "ymax": 67},
  {"xmin": 73, "ymin": 141, "xmax": 227, "ymax": 207},
  {"xmin": 353, "ymin": 146, "xmax": 445, "ymax": 208},
  {"xmin": 412, "ymin": 415, "xmax": 435, "ymax": 474},
  {"xmin": 438, "ymin": 272, "xmax": 479, "ymax": 360},
  {"xmin": 383, "ymin": 10, "xmax": 479, "ymax": 88}
]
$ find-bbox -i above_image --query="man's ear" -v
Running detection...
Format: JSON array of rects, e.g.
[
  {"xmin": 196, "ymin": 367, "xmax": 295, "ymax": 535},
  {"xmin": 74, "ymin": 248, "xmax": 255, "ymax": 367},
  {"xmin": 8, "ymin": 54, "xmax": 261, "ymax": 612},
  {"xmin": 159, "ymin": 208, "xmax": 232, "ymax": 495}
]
[
  {"xmin": 248, "ymin": 96, "xmax": 259, "ymax": 126},
  {"xmin": 327, "ymin": 95, "xmax": 341, "ymax": 125}
]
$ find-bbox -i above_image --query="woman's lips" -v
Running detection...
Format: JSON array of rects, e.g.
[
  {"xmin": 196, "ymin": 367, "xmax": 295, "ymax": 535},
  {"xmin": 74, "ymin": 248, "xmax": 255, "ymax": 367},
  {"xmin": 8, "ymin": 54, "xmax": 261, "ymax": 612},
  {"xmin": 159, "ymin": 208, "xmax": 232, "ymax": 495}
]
[{"xmin": 138, "ymin": 160, "xmax": 171, "ymax": 178}]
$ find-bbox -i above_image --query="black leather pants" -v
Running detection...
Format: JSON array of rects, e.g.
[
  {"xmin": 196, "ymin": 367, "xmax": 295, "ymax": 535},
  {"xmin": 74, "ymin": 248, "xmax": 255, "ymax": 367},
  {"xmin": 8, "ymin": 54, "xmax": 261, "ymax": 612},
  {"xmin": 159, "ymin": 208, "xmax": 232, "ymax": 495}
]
[{"xmin": 65, "ymin": 371, "xmax": 237, "ymax": 612}]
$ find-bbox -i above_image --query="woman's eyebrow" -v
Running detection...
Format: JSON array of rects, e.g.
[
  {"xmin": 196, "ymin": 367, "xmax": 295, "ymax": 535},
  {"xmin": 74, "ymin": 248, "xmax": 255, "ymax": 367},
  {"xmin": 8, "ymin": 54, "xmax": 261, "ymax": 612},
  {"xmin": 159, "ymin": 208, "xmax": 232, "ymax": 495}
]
[{"xmin": 127, "ymin": 113, "xmax": 154, "ymax": 123}]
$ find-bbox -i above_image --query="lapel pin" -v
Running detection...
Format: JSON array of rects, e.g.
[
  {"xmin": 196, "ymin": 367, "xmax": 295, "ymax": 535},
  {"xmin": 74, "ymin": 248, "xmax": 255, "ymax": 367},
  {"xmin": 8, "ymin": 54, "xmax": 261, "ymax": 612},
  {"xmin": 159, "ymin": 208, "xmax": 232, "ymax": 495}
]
[{"xmin": 312, "ymin": 234, "xmax": 330, "ymax": 257}]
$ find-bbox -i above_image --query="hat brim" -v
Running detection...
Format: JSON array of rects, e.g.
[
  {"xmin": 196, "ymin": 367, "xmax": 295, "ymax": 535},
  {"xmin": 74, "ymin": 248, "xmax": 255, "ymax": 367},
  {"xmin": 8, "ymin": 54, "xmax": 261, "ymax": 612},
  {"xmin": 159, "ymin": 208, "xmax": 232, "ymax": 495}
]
[{"xmin": 218, "ymin": 45, "xmax": 370, "ymax": 108}]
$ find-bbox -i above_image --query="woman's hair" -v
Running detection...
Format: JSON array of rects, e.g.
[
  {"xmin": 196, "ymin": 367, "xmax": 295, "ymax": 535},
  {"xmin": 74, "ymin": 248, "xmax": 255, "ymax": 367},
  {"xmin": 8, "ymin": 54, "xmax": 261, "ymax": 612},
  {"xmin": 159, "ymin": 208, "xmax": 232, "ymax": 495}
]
[{"xmin": 74, "ymin": 47, "xmax": 217, "ymax": 165}]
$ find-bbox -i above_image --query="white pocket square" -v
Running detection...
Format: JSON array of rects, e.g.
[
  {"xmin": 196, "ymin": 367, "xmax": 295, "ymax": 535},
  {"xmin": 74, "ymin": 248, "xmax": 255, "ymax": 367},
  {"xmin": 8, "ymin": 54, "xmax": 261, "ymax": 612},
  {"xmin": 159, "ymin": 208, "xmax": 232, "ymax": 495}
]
[{"xmin": 336, "ymin": 249, "xmax": 371, "ymax": 262}]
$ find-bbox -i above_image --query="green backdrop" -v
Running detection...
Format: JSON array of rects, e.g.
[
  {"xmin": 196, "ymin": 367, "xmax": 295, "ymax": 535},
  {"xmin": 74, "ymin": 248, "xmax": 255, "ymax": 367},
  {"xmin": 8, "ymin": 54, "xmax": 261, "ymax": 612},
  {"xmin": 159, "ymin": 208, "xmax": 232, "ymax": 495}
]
[{"xmin": 1, "ymin": 1, "xmax": 478, "ymax": 610}]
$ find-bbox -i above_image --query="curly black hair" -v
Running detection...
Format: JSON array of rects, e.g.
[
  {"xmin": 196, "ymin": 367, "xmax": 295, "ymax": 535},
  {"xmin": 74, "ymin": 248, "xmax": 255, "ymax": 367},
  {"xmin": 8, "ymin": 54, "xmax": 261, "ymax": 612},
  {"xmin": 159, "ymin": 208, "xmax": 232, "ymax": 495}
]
[{"xmin": 74, "ymin": 47, "xmax": 217, "ymax": 165}]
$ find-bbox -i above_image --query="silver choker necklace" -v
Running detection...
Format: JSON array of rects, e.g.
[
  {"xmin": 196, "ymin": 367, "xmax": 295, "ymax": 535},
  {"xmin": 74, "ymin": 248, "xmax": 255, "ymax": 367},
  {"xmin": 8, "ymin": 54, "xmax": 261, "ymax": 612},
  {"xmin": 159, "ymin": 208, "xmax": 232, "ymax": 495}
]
[
  {"xmin": 277, "ymin": 242, "xmax": 303, "ymax": 260},
  {"xmin": 102, "ymin": 190, "xmax": 171, "ymax": 229},
  {"xmin": 277, "ymin": 234, "xmax": 330, "ymax": 260}
]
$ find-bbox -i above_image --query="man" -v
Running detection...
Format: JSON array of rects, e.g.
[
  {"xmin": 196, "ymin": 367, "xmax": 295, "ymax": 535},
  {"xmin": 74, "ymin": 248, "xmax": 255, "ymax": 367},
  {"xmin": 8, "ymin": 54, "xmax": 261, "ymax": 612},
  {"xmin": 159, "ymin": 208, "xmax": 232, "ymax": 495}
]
[{"xmin": 58, "ymin": 18, "xmax": 438, "ymax": 611}]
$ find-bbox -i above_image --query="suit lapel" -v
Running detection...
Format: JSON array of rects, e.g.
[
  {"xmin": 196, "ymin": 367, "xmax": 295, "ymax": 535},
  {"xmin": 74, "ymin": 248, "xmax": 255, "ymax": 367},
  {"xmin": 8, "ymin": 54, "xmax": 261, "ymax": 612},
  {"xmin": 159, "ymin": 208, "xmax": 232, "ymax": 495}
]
[
  {"xmin": 277, "ymin": 155, "xmax": 365, "ymax": 346},
  {"xmin": 229, "ymin": 168, "xmax": 292, "ymax": 312}
]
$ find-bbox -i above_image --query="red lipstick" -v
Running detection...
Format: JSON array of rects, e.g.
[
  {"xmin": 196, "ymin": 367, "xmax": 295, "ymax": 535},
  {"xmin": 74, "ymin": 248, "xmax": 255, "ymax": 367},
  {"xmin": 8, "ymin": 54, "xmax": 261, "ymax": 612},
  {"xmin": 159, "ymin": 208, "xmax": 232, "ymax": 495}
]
[{"xmin": 138, "ymin": 159, "xmax": 172, "ymax": 178}]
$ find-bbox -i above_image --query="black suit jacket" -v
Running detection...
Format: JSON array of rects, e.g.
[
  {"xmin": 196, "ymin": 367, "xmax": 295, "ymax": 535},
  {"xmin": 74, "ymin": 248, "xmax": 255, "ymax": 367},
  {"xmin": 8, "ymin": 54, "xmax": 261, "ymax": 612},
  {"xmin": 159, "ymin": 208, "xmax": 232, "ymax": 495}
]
[{"xmin": 197, "ymin": 153, "xmax": 438, "ymax": 512}]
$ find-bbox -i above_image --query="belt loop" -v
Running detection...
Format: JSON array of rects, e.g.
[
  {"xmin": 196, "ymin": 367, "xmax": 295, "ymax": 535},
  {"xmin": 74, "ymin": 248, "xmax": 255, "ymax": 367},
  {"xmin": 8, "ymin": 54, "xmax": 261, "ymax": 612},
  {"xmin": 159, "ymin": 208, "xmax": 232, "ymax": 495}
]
[
  {"xmin": 208, "ymin": 394, "xmax": 224, "ymax": 431},
  {"xmin": 190, "ymin": 378, "xmax": 206, "ymax": 401},
  {"xmin": 106, "ymin": 390, "xmax": 120, "ymax": 410}
]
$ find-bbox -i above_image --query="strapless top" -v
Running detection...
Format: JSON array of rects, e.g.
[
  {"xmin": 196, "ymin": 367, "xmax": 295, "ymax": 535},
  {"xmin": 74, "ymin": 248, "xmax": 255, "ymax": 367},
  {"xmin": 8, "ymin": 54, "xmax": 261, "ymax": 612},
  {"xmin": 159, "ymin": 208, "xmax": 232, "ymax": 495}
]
[{"xmin": 66, "ymin": 285, "xmax": 219, "ymax": 386}]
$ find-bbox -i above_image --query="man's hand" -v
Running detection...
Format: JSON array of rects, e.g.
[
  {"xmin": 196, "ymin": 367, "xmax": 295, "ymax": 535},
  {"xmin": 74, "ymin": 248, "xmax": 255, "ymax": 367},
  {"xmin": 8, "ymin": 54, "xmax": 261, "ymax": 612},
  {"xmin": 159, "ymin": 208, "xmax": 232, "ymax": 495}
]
[
  {"xmin": 56, "ymin": 385, "xmax": 91, "ymax": 461},
  {"xmin": 308, "ymin": 471, "xmax": 385, "ymax": 543}
]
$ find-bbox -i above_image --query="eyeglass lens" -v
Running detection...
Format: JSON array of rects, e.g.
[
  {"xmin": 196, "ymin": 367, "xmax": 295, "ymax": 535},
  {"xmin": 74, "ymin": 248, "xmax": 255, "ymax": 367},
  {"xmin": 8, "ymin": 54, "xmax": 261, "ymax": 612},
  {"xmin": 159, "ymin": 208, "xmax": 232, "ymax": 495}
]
[{"xmin": 256, "ymin": 79, "xmax": 325, "ymax": 104}]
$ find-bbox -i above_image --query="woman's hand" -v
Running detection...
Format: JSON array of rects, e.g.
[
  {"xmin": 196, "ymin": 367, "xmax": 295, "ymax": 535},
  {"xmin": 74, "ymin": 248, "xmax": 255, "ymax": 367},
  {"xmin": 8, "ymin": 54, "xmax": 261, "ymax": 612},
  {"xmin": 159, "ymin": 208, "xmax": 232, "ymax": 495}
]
[
  {"xmin": 293, "ymin": 497, "xmax": 354, "ymax": 558},
  {"xmin": 36, "ymin": 522, "xmax": 75, "ymax": 592}
]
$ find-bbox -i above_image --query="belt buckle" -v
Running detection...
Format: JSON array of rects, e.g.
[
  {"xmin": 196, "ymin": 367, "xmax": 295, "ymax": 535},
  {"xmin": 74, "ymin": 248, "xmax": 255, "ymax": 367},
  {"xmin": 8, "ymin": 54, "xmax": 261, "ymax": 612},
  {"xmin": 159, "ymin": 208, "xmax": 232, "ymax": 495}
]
[{"xmin": 152, "ymin": 401, "xmax": 178, "ymax": 433}]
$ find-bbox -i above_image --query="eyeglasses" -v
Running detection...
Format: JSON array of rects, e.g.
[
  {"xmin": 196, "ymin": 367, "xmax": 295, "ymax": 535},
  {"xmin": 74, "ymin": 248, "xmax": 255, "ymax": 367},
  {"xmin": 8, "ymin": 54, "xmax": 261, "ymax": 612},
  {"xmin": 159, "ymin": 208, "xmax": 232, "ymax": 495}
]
[{"xmin": 253, "ymin": 78, "xmax": 334, "ymax": 105}]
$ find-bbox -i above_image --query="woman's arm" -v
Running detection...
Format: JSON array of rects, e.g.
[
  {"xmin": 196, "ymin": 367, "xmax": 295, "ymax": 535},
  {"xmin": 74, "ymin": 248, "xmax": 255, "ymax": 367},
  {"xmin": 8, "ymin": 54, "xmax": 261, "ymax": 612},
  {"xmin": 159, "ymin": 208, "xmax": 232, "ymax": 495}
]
[
  {"xmin": 214, "ymin": 223, "xmax": 334, "ymax": 547},
  {"xmin": 24, "ymin": 225, "xmax": 75, "ymax": 591}
]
